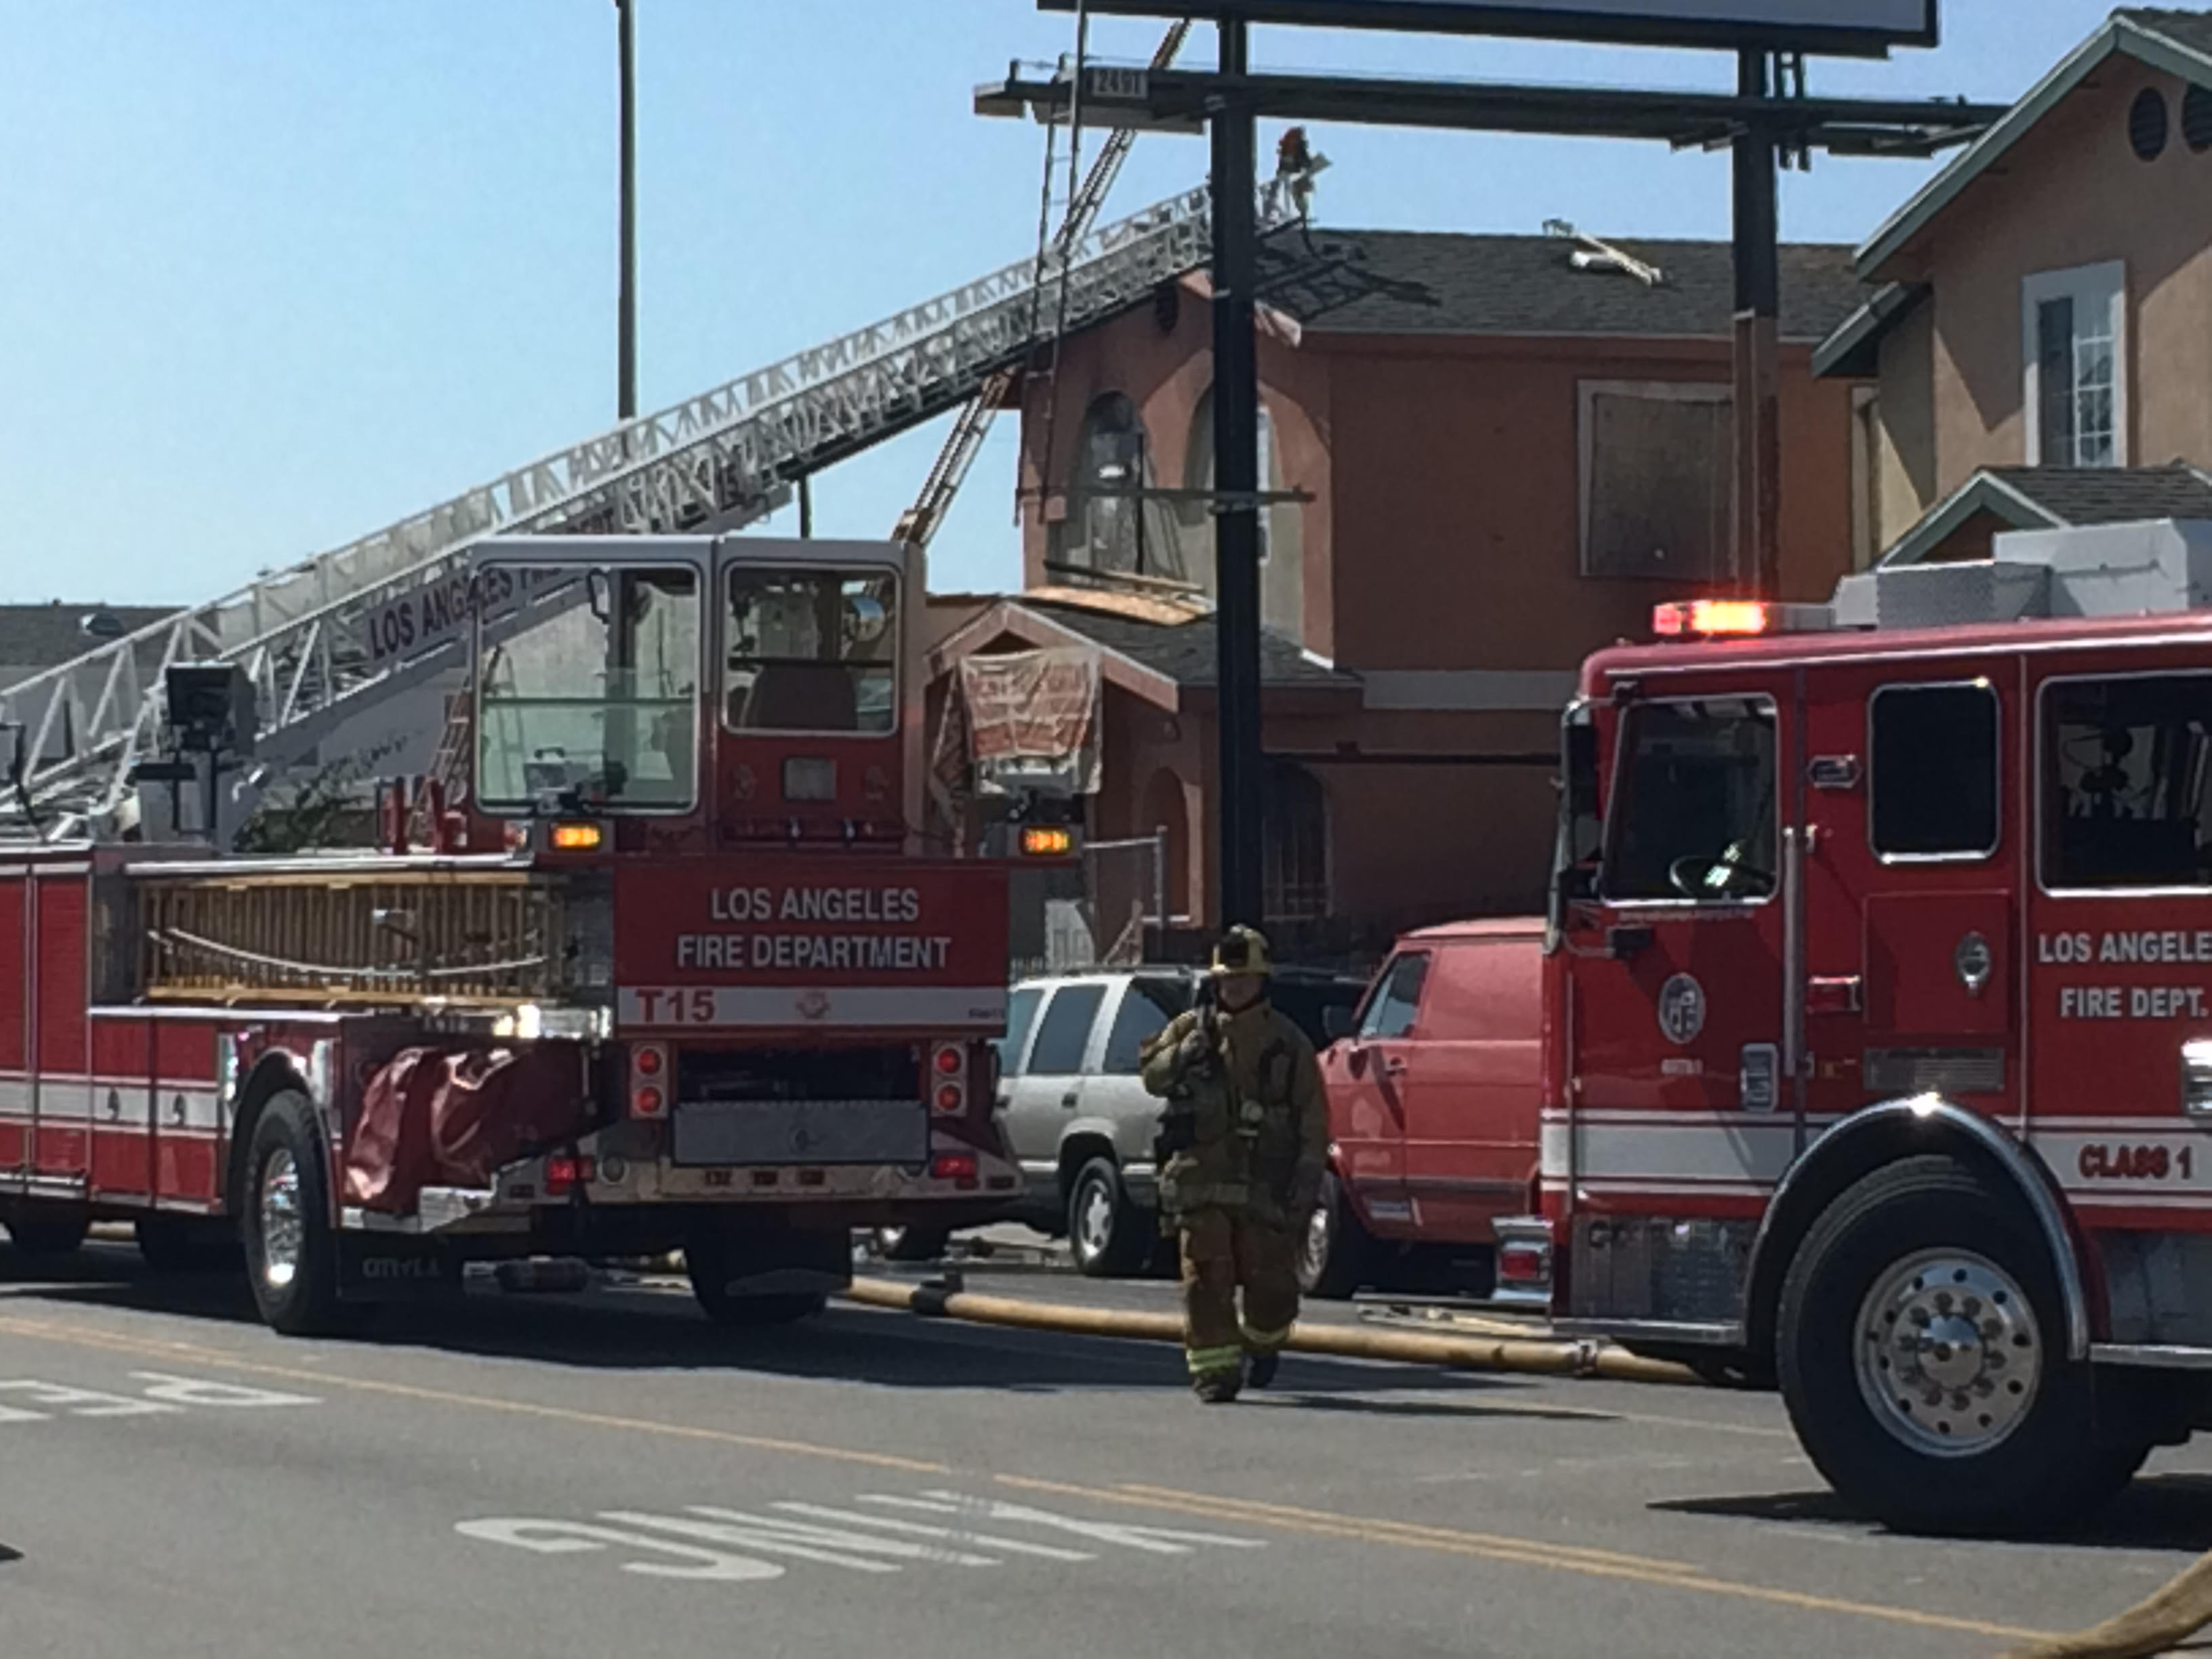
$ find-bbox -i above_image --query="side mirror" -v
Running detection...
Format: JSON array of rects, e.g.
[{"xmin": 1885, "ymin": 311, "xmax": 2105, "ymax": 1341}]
[{"xmin": 1322, "ymin": 1005, "xmax": 1353, "ymax": 1042}]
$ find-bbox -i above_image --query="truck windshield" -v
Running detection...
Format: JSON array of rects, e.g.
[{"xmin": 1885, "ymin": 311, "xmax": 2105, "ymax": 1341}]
[
  {"xmin": 725, "ymin": 567, "xmax": 898, "ymax": 736},
  {"xmin": 475, "ymin": 564, "xmax": 701, "ymax": 813},
  {"xmin": 1601, "ymin": 697, "xmax": 1777, "ymax": 902}
]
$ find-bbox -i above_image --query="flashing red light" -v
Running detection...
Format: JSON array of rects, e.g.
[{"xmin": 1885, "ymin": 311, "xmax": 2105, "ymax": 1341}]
[
  {"xmin": 933, "ymin": 1044, "xmax": 964, "ymax": 1076},
  {"xmin": 632, "ymin": 1084, "xmax": 665, "ymax": 1119},
  {"xmin": 1654, "ymin": 598, "xmax": 1771, "ymax": 639},
  {"xmin": 930, "ymin": 1151, "xmax": 979, "ymax": 1183},
  {"xmin": 934, "ymin": 1082, "xmax": 965, "ymax": 1114},
  {"xmin": 634, "ymin": 1045, "xmax": 665, "ymax": 1078},
  {"xmin": 1498, "ymin": 1244, "xmax": 1549, "ymax": 1283},
  {"xmin": 544, "ymin": 1155, "xmax": 597, "ymax": 1194}
]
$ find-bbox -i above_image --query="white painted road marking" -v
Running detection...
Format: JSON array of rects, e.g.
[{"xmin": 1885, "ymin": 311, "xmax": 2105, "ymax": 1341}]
[
  {"xmin": 458, "ymin": 1488, "xmax": 1263, "ymax": 1587},
  {"xmin": 0, "ymin": 1372, "xmax": 319, "ymax": 1421}
]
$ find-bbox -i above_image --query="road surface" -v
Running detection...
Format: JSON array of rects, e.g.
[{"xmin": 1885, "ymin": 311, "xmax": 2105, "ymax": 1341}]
[{"xmin": 1, "ymin": 1240, "xmax": 2206, "ymax": 1659}]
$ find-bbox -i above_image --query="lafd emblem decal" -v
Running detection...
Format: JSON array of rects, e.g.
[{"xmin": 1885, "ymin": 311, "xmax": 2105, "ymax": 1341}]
[{"xmin": 1658, "ymin": 973, "xmax": 1707, "ymax": 1046}]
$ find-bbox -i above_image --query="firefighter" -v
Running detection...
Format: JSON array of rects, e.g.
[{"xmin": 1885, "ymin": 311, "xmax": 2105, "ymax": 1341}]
[{"xmin": 1140, "ymin": 926, "xmax": 1328, "ymax": 1404}]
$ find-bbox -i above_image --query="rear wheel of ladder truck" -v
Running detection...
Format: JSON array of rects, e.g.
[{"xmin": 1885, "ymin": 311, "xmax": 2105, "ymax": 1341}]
[
  {"xmin": 241, "ymin": 1091, "xmax": 344, "ymax": 1336},
  {"xmin": 1776, "ymin": 1155, "xmax": 2146, "ymax": 1536},
  {"xmin": 687, "ymin": 1221, "xmax": 840, "ymax": 1328}
]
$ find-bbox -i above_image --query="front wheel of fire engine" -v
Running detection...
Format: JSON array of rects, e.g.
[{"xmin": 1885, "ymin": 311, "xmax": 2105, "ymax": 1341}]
[
  {"xmin": 1778, "ymin": 1156, "xmax": 2142, "ymax": 1536},
  {"xmin": 242, "ymin": 1092, "xmax": 342, "ymax": 1336},
  {"xmin": 1067, "ymin": 1158, "xmax": 1147, "ymax": 1277}
]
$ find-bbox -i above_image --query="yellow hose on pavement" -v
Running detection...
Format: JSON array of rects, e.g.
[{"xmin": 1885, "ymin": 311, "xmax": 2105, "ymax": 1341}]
[
  {"xmin": 2002, "ymin": 1556, "xmax": 2212, "ymax": 1658},
  {"xmin": 841, "ymin": 1277, "xmax": 1694, "ymax": 1386}
]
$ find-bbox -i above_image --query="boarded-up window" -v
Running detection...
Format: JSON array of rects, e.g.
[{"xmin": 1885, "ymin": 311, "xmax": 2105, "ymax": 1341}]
[{"xmin": 1580, "ymin": 383, "xmax": 1732, "ymax": 583}]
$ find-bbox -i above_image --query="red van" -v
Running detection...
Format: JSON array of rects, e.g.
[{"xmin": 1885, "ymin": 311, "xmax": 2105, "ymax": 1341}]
[{"xmin": 1306, "ymin": 919, "xmax": 1544, "ymax": 1298}]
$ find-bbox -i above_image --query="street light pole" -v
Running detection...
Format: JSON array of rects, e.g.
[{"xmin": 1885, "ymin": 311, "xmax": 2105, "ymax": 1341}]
[{"xmin": 617, "ymin": 0, "xmax": 639, "ymax": 423}]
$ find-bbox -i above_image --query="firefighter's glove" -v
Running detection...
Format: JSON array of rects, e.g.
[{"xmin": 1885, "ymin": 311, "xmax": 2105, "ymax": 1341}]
[
  {"xmin": 1287, "ymin": 1166, "xmax": 1324, "ymax": 1221},
  {"xmin": 1177, "ymin": 1028, "xmax": 1215, "ymax": 1071},
  {"xmin": 1154, "ymin": 1104, "xmax": 1199, "ymax": 1161}
]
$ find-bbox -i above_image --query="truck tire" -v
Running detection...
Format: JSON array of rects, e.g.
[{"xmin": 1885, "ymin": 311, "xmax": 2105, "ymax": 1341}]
[
  {"xmin": 241, "ymin": 1091, "xmax": 343, "ymax": 1336},
  {"xmin": 1299, "ymin": 1171, "xmax": 1371, "ymax": 1300},
  {"xmin": 4, "ymin": 1210, "xmax": 89, "ymax": 1258},
  {"xmin": 1067, "ymin": 1158, "xmax": 1148, "ymax": 1277},
  {"xmin": 1778, "ymin": 1155, "xmax": 2144, "ymax": 1536},
  {"xmin": 687, "ymin": 1229, "xmax": 832, "ymax": 1327}
]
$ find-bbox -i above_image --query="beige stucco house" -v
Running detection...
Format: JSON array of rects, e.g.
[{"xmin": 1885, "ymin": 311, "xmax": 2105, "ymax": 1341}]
[{"xmin": 1818, "ymin": 7, "xmax": 2212, "ymax": 562}]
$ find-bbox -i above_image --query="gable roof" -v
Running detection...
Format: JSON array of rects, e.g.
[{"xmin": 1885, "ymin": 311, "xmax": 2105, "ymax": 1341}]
[
  {"xmin": 1882, "ymin": 463, "xmax": 2212, "ymax": 565},
  {"xmin": 1262, "ymin": 230, "xmax": 1865, "ymax": 344},
  {"xmin": 1856, "ymin": 9, "xmax": 2212, "ymax": 279},
  {"xmin": 1023, "ymin": 600, "xmax": 1356, "ymax": 693}
]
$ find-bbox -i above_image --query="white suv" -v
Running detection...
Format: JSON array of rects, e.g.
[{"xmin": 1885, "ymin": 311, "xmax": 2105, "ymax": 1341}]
[{"xmin": 996, "ymin": 968, "xmax": 1365, "ymax": 1276}]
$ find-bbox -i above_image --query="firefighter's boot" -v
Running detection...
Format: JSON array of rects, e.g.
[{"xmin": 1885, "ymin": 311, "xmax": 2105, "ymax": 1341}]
[
  {"xmin": 1192, "ymin": 1367, "xmax": 1243, "ymax": 1405},
  {"xmin": 1246, "ymin": 1349, "xmax": 1280, "ymax": 1390}
]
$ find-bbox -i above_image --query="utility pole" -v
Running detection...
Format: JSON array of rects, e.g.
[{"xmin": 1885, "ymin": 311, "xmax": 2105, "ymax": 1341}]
[
  {"xmin": 1732, "ymin": 49, "xmax": 1782, "ymax": 601},
  {"xmin": 1210, "ymin": 12, "xmax": 1263, "ymax": 930},
  {"xmin": 617, "ymin": 0, "xmax": 639, "ymax": 423}
]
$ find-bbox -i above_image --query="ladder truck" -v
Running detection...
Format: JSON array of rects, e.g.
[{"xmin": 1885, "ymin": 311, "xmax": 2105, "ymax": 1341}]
[
  {"xmin": 0, "ymin": 533, "xmax": 1016, "ymax": 1334},
  {"xmin": 1538, "ymin": 516, "xmax": 2212, "ymax": 1535}
]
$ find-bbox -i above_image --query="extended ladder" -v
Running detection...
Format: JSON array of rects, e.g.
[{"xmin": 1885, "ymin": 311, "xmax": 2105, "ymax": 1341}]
[{"xmin": 3, "ymin": 171, "xmax": 1307, "ymax": 839}]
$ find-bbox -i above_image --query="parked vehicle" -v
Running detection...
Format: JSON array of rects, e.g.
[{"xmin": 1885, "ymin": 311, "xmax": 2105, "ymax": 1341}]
[
  {"xmin": 1305, "ymin": 920, "xmax": 1544, "ymax": 1299},
  {"xmin": 996, "ymin": 966, "xmax": 1366, "ymax": 1275}
]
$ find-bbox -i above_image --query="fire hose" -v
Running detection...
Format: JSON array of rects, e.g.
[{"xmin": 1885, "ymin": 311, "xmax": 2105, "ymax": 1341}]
[
  {"xmin": 841, "ymin": 1276, "xmax": 1693, "ymax": 1385},
  {"xmin": 2001, "ymin": 1557, "xmax": 2212, "ymax": 1659}
]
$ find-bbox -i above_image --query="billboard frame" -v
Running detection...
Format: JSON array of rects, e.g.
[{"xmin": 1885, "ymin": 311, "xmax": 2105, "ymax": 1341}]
[{"xmin": 1038, "ymin": 0, "xmax": 1938, "ymax": 58}]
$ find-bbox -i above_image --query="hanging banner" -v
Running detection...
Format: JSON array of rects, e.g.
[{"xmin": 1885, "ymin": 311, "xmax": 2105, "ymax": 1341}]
[{"xmin": 958, "ymin": 647, "xmax": 1104, "ymax": 798}]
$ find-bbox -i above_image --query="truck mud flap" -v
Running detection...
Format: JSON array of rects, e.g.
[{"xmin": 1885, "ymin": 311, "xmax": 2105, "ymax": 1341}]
[{"xmin": 336, "ymin": 1233, "xmax": 464, "ymax": 1303}]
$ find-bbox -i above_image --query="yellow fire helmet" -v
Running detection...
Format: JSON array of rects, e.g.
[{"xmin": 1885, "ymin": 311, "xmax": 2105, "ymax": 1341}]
[{"xmin": 1209, "ymin": 925, "xmax": 1273, "ymax": 978}]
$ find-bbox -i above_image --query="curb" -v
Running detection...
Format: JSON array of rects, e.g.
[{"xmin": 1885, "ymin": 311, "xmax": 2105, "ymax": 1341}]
[{"xmin": 842, "ymin": 1277, "xmax": 1696, "ymax": 1386}]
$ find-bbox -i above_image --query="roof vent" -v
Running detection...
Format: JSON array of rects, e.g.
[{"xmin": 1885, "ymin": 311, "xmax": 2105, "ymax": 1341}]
[{"xmin": 1544, "ymin": 220, "xmax": 1663, "ymax": 287}]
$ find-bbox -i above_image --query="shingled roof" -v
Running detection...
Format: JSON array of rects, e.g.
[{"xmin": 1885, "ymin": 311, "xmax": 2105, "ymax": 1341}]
[
  {"xmin": 1883, "ymin": 464, "xmax": 2212, "ymax": 566},
  {"xmin": 0, "ymin": 604, "xmax": 182, "ymax": 689},
  {"xmin": 1260, "ymin": 230, "xmax": 1865, "ymax": 345},
  {"xmin": 1023, "ymin": 599, "xmax": 1355, "ymax": 692}
]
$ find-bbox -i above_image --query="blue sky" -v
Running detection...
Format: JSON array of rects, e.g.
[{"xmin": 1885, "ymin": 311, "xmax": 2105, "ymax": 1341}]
[{"xmin": 0, "ymin": 2, "xmax": 2116, "ymax": 606}]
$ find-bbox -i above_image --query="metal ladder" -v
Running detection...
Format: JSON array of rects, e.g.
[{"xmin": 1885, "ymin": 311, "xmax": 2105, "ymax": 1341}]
[
  {"xmin": 3, "ymin": 169, "xmax": 1304, "ymax": 840},
  {"xmin": 895, "ymin": 20, "xmax": 1193, "ymax": 552}
]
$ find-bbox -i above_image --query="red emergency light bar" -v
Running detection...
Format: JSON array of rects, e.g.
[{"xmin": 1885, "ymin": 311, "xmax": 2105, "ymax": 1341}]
[{"xmin": 1652, "ymin": 599, "xmax": 1833, "ymax": 640}]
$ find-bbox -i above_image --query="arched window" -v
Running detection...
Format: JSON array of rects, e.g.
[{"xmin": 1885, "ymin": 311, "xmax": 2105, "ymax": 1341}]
[
  {"xmin": 1263, "ymin": 762, "xmax": 1329, "ymax": 923},
  {"xmin": 1185, "ymin": 390, "xmax": 1279, "ymax": 565},
  {"xmin": 1062, "ymin": 393, "xmax": 1151, "ymax": 576}
]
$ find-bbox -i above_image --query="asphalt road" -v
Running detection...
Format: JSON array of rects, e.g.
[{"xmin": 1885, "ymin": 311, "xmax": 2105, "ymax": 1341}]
[{"xmin": 2, "ymin": 1240, "xmax": 2209, "ymax": 1659}]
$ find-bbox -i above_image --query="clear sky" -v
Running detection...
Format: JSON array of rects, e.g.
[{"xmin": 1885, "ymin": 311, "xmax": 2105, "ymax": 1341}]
[{"xmin": 0, "ymin": 1, "xmax": 2120, "ymax": 608}]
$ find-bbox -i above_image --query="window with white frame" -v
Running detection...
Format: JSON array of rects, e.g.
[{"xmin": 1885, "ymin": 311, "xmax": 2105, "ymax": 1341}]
[
  {"xmin": 1579, "ymin": 382, "xmax": 1732, "ymax": 582},
  {"xmin": 2022, "ymin": 262, "xmax": 2127, "ymax": 468}
]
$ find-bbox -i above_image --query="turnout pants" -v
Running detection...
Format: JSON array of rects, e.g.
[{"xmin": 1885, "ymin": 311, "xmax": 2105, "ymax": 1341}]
[{"xmin": 1178, "ymin": 1206, "xmax": 1299, "ymax": 1380}]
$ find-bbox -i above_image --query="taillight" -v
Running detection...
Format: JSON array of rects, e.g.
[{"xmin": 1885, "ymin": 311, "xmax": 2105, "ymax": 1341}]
[
  {"xmin": 630, "ymin": 1044, "xmax": 670, "ymax": 1119},
  {"xmin": 929, "ymin": 1040, "xmax": 967, "ymax": 1116},
  {"xmin": 931, "ymin": 1151, "xmax": 979, "ymax": 1186},
  {"xmin": 545, "ymin": 1154, "xmax": 597, "ymax": 1195}
]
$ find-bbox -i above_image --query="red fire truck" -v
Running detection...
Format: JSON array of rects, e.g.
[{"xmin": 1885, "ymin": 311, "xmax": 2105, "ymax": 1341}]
[
  {"xmin": 1540, "ymin": 519, "xmax": 2212, "ymax": 1534},
  {"xmin": 0, "ymin": 535, "xmax": 1017, "ymax": 1334}
]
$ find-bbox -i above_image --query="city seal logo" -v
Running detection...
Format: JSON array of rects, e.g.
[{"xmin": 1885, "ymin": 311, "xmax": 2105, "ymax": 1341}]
[{"xmin": 1658, "ymin": 972, "xmax": 1706, "ymax": 1046}]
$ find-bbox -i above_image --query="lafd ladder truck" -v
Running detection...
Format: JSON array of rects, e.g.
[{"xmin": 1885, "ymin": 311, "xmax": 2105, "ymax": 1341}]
[
  {"xmin": 0, "ymin": 535, "xmax": 1015, "ymax": 1334},
  {"xmin": 1540, "ymin": 516, "xmax": 2212, "ymax": 1534}
]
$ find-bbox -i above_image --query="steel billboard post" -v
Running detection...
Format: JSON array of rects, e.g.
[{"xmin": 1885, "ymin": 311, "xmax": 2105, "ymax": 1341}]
[
  {"xmin": 1732, "ymin": 49, "xmax": 1782, "ymax": 601},
  {"xmin": 1211, "ymin": 14, "xmax": 1267, "ymax": 931}
]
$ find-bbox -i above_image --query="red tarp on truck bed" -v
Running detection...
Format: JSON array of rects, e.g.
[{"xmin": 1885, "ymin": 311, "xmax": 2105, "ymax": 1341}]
[{"xmin": 344, "ymin": 1044, "xmax": 592, "ymax": 1214}]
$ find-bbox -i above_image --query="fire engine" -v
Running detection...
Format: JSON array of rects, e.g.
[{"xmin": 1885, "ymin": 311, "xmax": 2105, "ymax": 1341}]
[
  {"xmin": 1538, "ymin": 517, "xmax": 2212, "ymax": 1535},
  {"xmin": 0, "ymin": 535, "xmax": 1017, "ymax": 1335}
]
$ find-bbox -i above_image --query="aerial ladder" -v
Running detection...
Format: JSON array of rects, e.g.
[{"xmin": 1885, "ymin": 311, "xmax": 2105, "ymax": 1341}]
[
  {"xmin": 1, "ymin": 140, "xmax": 1312, "ymax": 843},
  {"xmin": 895, "ymin": 19, "xmax": 1193, "ymax": 552}
]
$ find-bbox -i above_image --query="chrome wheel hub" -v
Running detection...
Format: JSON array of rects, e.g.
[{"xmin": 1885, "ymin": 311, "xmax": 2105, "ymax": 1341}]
[
  {"xmin": 1077, "ymin": 1182, "xmax": 1113, "ymax": 1258},
  {"xmin": 1855, "ymin": 1248, "xmax": 2039, "ymax": 1457},
  {"xmin": 1303, "ymin": 1202, "xmax": 1331, "ymax": 1278},
  {"xmin": 258, "ymin": 1148, "xmax": 303, "ymax": 1290}
]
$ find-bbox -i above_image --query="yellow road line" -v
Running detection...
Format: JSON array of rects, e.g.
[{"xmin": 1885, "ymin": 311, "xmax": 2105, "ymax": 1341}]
[
  {"xmin": 0, "ymin": 1313, "xmax": 947, "ymax": 1475},
  {"xmin": 1112, "ymin": 1481, "xmax": 1698, "ymax": 1571},
  {"xmin": 997, "ymin": 1475, "xmax": 2051, "ymax": 1645},
  {"xmin": 0, "ymin": 1309, "xmax": 2053, "ymax": 1645}
]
